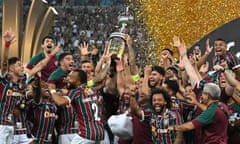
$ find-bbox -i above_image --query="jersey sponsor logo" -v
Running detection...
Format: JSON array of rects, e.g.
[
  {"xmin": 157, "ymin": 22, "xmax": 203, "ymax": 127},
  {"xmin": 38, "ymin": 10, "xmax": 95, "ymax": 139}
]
[
  {"xmin": 82, "ymin": 96, "xmax": 98, "ymax": 103},
  {"xmin": 7, "ymin": 89, "xmax": 24, "ymax": 97},
  {"xmin": 7, "ymin": 89, "xmax": 13, "ymax": 96},
  {"xmin": 84, "ymin": 88, "xmax": 94, "ymax": 95},
  {"xmin": 44, "ymin": 111, "xmax": 56, "ymax": 118}
]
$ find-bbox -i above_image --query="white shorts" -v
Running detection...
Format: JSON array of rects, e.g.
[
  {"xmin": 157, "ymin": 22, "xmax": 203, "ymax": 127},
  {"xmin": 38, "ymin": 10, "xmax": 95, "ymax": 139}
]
[
  {"xmin": 0, "ymin": 125, "xmax": 14, "ymax": 144},
  {"xmin": 13, "ymin": 134, "xmax": 33, "ymax": 144},
  {"xmin": 58, "ymin": 133, "xmax": 78, "ymax": 144},
  {"xmin": 71, "ymin": 135, "xmax": 100, "ymax": 144}
]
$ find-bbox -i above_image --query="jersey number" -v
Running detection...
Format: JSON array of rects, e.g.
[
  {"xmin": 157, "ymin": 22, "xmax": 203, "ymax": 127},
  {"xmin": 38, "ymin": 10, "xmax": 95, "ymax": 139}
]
[{"xmin": 92, "ymin": 103, "xmax": 100, "ymax": 121}]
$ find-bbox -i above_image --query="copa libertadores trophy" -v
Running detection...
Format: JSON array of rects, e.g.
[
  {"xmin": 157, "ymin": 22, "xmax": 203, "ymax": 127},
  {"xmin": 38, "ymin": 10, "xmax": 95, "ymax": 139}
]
[{"xmin": 106, "ymin": 6, "xmax": 134, "ymax": 59}]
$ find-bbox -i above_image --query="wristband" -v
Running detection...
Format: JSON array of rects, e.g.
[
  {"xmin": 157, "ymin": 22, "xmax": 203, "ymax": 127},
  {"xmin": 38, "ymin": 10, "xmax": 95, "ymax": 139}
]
[
  {"xmin": 5, "ymin": 41, "xmax": 11, "ymax": 49},
  {"xmin": 87, "ymin": 80, "xmax": 95, "ymax": 87},
  {"xmin": 50, "ymin": 89, "xmax": 56, "ymax": 94},
  {"xmin": 132, "ymin": 74, "xmax": 140, "ymax": 82},
  {"xmin": 48, "ymin": 54, "xmax": 54, "ymax": 59}
]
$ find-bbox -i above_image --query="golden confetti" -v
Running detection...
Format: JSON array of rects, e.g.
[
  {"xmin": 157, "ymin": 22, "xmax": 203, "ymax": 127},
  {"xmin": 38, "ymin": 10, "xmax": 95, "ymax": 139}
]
[{"xmin": 130, "ymin": 0, "xmax": 240, "ymax": 60}]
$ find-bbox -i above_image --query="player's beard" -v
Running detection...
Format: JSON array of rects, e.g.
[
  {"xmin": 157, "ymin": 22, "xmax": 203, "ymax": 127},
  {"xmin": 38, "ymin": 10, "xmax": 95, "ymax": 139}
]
[
  {"xmin": 148, "ymin": 80, "xmax": 158, "ymax": 89},
  {"xmin": 155, "ymin": 104, "xmax": 165, "ymax": 115},
  {"xmin": 67, "ymin": 83, "xmax": 76, "ymax": 90}
]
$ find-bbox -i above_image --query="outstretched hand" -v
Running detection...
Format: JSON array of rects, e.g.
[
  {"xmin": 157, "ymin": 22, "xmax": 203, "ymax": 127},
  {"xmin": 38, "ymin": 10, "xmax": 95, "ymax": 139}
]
[
  {"xmin": 171, "ymin": 35, "xmax": 181, "ymax": 48},
  {"xmin": 205, "ymin": 38, "xmax": 213, "ymax": 54},
  {"xmin": 52, "ymin": 43, "xmax": 61, "ymax": 55},
  {"xmin": 178, "ymin": 42, "xmax": 187, "ymax": 57},
  {"xmin": 79, "ymin": 41, "xmax": 89, "ymax": 56},
  {"xmin": 186, "ymin": 93, "xmax": 198, "ymax": 105},
  {"xmin": 144, "ymin": 65, "xmax": 152, "ymax": 76},
  {"xmin": 171, "ymin": 36, "xmax": 187, "ymax": 57}
]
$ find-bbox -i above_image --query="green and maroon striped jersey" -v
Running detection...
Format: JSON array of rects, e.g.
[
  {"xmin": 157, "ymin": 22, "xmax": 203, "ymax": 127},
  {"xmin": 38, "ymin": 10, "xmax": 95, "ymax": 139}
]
[
  {"xmin": 27, "ymin": 99, "xmax": 57, "ymax": 143},
  {"xmin": 68, "ymin": 85, "xmax": 105, "ymax": 141},
  {"xmin": 58, "ymin": 105, "xmax": 79, "ymax": 134},
  {"xmin": 14, "ymin": 112, "xmax": 31, "ymax": 135},
  {"xmin": 88, "ymin": 87, "xmax": 106, "ymax": 125},
  {"xmin": 13, "ymin": 103, "xmax": 31, "ymax": 135},
  {"xmin": 27, "ymin": 52, "xmax": 58, "ymax": 82},
  {"xmin": 0, "ymin": 75, "xmax": 26, "ymax": 125},
  {"xmin": 48, "ymin": 67, "xmax": 78, "ymax": 134},
  {"xmin": 148, "ymin": 109, "xmax": 183, "ymax": 144}
]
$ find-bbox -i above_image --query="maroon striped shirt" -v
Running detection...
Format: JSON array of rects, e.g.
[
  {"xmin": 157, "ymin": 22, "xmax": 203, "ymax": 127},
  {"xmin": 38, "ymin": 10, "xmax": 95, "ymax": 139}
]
[
  {"xmin": 0, "ymin": 74, "xmax": 26, "ymax": 125},
  {"xmin": 68, "ymin": 85, "xmax": 104, "ymax": 141},
  {"xmin": 27, "ymin": 99, "xmax": 57, "ymax": 143}
]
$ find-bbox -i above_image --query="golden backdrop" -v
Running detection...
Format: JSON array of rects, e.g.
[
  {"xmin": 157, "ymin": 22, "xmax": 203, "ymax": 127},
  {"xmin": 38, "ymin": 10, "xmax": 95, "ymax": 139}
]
[{"xmin": 129, "ymin": 0, "xmax": 240, "ymax": 60}]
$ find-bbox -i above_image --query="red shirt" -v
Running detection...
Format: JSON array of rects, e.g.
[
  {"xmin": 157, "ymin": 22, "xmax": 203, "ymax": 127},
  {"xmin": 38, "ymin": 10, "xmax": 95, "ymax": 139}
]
[{"xmin": 192, "ymin": 102, "xmax": 229, "ymax": 144}]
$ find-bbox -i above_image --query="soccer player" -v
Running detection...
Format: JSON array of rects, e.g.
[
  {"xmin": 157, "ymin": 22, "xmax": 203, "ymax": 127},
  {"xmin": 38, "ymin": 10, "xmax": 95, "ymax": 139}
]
[
  {"xmin": 47, "ymin": 52, "xmax": 76, "ymax": 144},
  {"xmin": 27, "ymin": 36, "xmax": 59, "ymax": 82},
  {"xmin": 50, "ymin": 69, "xmax": 105, "ymax": 143}
]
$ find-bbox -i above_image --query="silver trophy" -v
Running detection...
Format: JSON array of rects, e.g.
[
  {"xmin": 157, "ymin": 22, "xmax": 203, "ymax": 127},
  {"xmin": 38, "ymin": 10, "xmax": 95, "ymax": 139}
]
[{"xmin": 107, "ymin": 6, "xmax": 134, "ymax": 59}]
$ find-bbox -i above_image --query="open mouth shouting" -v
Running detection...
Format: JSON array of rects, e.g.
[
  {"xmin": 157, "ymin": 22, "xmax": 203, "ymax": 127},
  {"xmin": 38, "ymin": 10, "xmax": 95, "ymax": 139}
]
[
  {"xmin": 68, "ymin": 63, "xmax": 74, "ymax": 70},
  {"xmin": 154, "ymin": 104, "xmax": 164, "ymax": 113},
  {"xmin": 215, "ymin": 48, "xmax": 223, "ymax": 56}
]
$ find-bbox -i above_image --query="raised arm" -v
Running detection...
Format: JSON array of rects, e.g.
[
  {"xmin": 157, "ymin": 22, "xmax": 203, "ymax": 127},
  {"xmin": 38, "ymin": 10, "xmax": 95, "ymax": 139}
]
[
  {"xmin": 95, "ymin": 41, "xmax": 109, "ymax": 74},
  {"xmin": 130, "ymin": 96, "xmax": 142, "ymax": 119},
  {"xmin": 186, "ymin": 92, "xmax": 207, "ymax": 111},
  {"xmin": 116, "ymin": 59, "xmax": 125, "ymax": 96},
  {"xmin": 95, "ymin": 56, "xmax": 105, "ymax": 74},
  {"xmin": 79, "ymin": 41, "xmax": 89, "ymax": 61},
  {"xmin": 172, "ymin": 36, "xmax": 202, "ymax": 88},
  {"xmin": 1, "ymin": 29, "xmax": 16, "ymax": 74},
  {"xmin": 141, "ymin": 65, "xmax": 152, "ymax": 97},
  {"xmin": 125, "ymin": 34, "xmax": 138, "ymax": 75},
  {"xmin": 88, "ymin": 53, "xmax": 111, "ymax": 87},
  {"xmin": 214, "ymin": 63, "xmax": 240, "ymax": 91},
  {"xmin": 196, "ymin": 38, "xmax": 213, "ymax": 69},
  {"xmin": 27, "ymin": 43, "xmax": 61, "ymax": 78},
  {"xmin": 49, "ymin": 89, "xmax": 70, "ymax": 106},
  {"xmin": 176, "ymin": 56, "xmax": 188, "ymax": 87}
]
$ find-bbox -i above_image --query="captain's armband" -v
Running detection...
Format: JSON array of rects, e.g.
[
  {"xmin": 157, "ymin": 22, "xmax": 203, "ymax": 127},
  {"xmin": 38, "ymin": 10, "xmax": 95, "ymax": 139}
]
[
  {"xmin": 87, "ymin": 80, "xmax": 95, "ymax": 87},
  {"xmin": 132, "ymin": 74, "xmax": 140, "ymax": 82}
]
